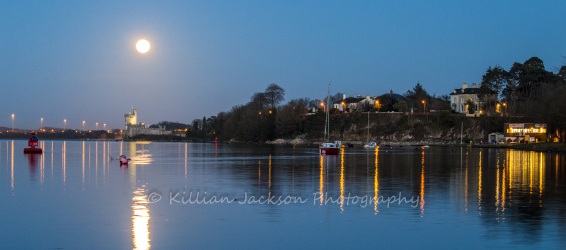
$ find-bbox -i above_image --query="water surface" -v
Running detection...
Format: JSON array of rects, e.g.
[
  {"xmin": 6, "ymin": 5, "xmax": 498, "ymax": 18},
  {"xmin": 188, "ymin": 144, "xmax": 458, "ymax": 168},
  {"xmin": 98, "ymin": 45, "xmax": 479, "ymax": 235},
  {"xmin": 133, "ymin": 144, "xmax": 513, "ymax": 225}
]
[{"xmin": 1, "ymin": 140, "xmax": 566, "ymax": 249}]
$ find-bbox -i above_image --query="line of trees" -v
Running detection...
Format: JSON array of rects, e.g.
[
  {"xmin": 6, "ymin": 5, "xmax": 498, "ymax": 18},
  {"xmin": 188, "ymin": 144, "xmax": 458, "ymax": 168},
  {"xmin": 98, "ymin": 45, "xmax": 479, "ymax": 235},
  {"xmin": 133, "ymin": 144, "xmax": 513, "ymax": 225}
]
[
  {"xmin": 479, "ymin": 56, "xmax": 566, "ymax": 139},
  {"xmin": 186, "ymin": 82, "xmax": 454, "ymax": 142},
  {"xmin": 185, "ymin": 56, "xmax": 566, "ymax": 142}
]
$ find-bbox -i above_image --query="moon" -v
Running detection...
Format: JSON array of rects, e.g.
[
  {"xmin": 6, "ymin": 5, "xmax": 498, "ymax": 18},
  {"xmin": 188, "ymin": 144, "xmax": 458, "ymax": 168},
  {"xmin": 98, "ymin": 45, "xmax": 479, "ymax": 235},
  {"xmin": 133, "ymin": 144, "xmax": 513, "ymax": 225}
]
[{"xmin": 136, "ymin": 39, "xmax": 150, "ymax": 53}]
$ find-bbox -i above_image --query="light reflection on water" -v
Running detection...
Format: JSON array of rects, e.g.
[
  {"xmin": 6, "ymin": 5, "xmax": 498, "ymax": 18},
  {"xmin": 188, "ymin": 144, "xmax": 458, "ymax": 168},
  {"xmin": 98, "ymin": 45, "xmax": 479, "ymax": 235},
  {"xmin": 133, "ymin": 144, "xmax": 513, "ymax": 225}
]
[{"xmin": 1, "ymin": 140, "xmax": 566, "ymax": 249}]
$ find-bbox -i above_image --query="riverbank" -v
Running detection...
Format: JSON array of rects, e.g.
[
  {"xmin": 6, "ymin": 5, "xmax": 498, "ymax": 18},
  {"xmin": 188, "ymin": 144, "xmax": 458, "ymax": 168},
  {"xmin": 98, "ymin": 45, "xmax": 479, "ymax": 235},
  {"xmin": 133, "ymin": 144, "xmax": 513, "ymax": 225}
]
[{"xmin": 472, "ymin": 142, "xmax": 566, "ymax": 153}]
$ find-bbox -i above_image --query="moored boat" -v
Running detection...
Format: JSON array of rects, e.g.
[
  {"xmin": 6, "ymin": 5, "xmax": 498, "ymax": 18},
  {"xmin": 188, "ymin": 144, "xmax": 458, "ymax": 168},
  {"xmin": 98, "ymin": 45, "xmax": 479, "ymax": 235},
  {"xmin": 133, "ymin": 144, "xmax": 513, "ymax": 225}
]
[
  {"xmin": 363, "ymin": 142, "xmax": 377, "ymax": 149},
  {"xmin": 119, "ymin": 155, "xmax": 128, "ymax": 165},
  {"xmin": 320, "ymin": 141, "xmax": 341, "ymax": 155},
  {"xmin": 319, "ymin": 84, "xmax": 341, "ymax": 155}
]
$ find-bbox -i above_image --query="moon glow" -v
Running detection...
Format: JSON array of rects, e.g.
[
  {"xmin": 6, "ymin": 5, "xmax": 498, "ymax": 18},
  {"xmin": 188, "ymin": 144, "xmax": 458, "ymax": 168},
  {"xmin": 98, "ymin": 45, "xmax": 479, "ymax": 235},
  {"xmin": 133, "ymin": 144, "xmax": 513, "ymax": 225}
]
[{"xmin": 136, "ymin": 39, "xmax": 150, "ymax": 53}]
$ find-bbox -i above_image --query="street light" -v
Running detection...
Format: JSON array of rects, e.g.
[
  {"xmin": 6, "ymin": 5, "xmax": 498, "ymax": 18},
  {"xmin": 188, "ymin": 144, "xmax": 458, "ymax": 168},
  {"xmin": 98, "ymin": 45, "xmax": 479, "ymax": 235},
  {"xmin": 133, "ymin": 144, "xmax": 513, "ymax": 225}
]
[
  {"xmin": 103, "ymin": 124, "xmax": 106, "ymax": 129},
  {"xmin": 64, "ymin": 119, "xmax": 67, "ymax": 130},
  {"xmin": 96, "ymin": 122, "xmax": 99, "ymax": 130},
  {"xmin": 422, "ymin": 100, "xmax": 426, "ymax": 113},
  {"xmin": 341, "ymin": 102, "xmax": 345, "ymax": 112},
  {"xmin": 82, "ymin": 121, "xmax": 85, "ymax": 131},
  {"xmin": 11, "ymin": 114, "xmax": 14, "ymax": 132}
]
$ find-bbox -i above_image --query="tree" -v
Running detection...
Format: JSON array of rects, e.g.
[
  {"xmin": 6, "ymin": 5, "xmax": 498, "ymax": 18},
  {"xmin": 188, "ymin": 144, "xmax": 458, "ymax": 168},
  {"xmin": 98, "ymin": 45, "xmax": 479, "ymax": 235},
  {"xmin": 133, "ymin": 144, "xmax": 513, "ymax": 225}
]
[
  {"xmin": 376, "ymin": 94, "xmax": 393, "ymax": 111},
  {"xmin": 393, "ymin": 100, "xmax": 409, "ymax": 112},
  {"xmin": 466, "ymin": 99, "xmax": 476, "ymax": 114},
  {"xmin": 480, "ymin": 65, "xmax": 507, "ymax": 99},
  {"xmin": 265, "ymin": 83, "xmax": 285, "ymax": 109},
  {"xmin": 250, "ymin": 92, "xmax": 268, "ymax": 110},
  {"xmin": 358, "ymin": 101, "xmax": 374, "ymax": 112}
]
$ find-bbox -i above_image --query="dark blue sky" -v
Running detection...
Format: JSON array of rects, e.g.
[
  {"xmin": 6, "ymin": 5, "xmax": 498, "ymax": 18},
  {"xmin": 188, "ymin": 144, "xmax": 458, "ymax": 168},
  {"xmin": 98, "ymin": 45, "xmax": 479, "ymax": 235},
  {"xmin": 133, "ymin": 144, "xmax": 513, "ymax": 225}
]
[{"xmin": 1, "ymin": 1, "xmax": 565, "ymax": 130}]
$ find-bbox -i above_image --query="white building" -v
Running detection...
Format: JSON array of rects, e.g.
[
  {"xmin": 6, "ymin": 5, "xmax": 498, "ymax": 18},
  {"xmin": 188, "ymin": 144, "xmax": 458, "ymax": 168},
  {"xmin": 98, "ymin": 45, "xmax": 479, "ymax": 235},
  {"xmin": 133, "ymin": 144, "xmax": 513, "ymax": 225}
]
[
  {"xmin": 333, "ymin": 94, "xmax": 376, "ymax": 112},
  {"xmin": 123, "ymin": 108, "xmax": 172, "ymax": 138},
  {"xmin": 450, "ymin": 83, "xmax": 481, "ymax": 115}
]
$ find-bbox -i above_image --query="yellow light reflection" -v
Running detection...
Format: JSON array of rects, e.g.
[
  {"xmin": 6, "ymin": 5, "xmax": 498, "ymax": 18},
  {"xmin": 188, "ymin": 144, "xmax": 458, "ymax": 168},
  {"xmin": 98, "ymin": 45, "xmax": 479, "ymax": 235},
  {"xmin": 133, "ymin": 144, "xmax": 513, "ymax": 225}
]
[
  {"xmin": 132, "ymin": 188, "xmax": 150, "ymax": 250},
  {"xmin": 51, "ymin": 141, "xmax": 54, "ymax": 180},
  {"xmin": 539, "ymin": 152, "xmax": 544, "ymax": 206},
  {"xmin": 319, "ymin": 155, "xmax": 324, "ymax": 205},
  {"xmin": 505, "ymin": 150, "xmax": 545, "ymax": 209},
  {"xmin": 374, "ymin": 146, "xmax": 379, "ymax": 214},
  {"xmin": 340, "ymin": 148, "xmax": 345, "ymax": 212},
  {"xmin": 62, "ymin": 141, "xmax": 66, "ymax": 184},
  {"xmin": 41, "ymin": 141, "xmax": 45, "ymax": 184},
  {"xmin": 103, "ymin": 142, "xmax": 106, "ymax": 179},
  {"xmin": 478, "ymin": 150, "xmax": 482, "ymax": 214},
  {"xmin": 82, "ymin": 141, "xmax": 85, "ymax": 183},
  {"xmin": 96, "ymin": 142, "xmax": 98, "ymax": 183},
  {"xmin": 268, "ymin": 155, "xmax": 272, "ymax": 190},
  {"xmin": 11, "ymin": 140, "xmax": 14, "ymax": 190},
  {"xmin": 258, "ymin": 160, "xmax": 261, "ymax": 186},
  {"xmin": 420, "ymin": 150, "xmax": 425, "ymax": 217},
  {"xmin": 495, "ymin": 160, "xmax": 500, "ymax": 214},
  {"xmin": 184, "ymin": 143, "xmax": 188, "ymax": 179}
]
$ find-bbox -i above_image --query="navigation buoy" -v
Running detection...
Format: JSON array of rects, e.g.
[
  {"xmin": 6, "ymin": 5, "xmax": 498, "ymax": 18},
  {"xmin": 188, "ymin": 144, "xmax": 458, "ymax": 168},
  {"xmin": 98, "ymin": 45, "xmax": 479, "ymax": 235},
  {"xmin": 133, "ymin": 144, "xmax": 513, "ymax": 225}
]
[{"xmin": 23, "ymin": 132, "xmax": 42, "ymax": 153}]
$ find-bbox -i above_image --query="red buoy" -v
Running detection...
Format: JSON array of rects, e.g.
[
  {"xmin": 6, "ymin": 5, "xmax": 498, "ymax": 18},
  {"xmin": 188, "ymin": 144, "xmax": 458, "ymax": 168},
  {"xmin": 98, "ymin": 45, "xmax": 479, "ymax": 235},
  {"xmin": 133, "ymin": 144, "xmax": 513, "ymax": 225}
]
[{"xmin": 23, "ymin": 132, "xmax": 43, "ymax": 154}]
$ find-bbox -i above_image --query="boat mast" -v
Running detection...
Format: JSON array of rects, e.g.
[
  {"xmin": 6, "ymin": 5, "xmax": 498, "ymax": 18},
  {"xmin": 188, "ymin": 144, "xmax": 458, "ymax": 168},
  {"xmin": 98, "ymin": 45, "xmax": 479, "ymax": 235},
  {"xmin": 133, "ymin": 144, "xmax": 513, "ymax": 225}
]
[{"xmin": 325, "ymin": 84, "xmax": 331, "ymax": 142}]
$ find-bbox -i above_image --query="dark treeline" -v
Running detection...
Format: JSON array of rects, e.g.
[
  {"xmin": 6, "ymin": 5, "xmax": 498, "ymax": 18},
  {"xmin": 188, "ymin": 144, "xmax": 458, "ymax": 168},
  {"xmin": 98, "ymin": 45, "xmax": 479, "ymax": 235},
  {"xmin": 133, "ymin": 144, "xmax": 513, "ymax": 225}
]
[
  {"xmin": 186, "ymin": 56, "xmax": 566, "ymax": 143},
  {"xmin": 188, "ymin": 82, "xmax": 454, "ymax": 142},
  {"xmin": 479, "ymin": 56, "xmax": 566, "ymax": 138}
]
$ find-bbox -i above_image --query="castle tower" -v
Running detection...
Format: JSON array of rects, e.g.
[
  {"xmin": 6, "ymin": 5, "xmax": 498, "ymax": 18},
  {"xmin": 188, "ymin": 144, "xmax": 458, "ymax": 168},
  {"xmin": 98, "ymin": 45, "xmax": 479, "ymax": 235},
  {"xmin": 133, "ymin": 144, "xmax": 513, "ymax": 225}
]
[{"xmin": 124, "ymin": 108, "xmax": 137, "ymax": 129}]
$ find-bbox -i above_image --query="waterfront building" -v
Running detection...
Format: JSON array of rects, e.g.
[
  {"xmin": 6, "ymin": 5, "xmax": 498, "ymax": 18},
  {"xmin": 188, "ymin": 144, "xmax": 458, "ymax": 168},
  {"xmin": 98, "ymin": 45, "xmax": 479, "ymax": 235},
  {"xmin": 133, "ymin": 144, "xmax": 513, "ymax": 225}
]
[
  {"xmin": 504, "ymin": 123, "xmax": 547, "ymax": 143},
  {"xmin": 123, "ymin": 108, "xmax": 172, "ymax": 138}
]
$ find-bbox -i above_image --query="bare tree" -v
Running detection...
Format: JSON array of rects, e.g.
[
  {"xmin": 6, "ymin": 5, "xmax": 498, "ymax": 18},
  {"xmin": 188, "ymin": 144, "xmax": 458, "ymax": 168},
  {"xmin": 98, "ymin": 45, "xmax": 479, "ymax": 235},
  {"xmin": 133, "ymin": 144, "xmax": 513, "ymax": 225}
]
[
  {"xmin": 265, "ymin": 83, "xmax": 285, "ymax": 109},
  {"xmin": 250, "ymin": 92, "xmax": 268, "ymax": 110}
]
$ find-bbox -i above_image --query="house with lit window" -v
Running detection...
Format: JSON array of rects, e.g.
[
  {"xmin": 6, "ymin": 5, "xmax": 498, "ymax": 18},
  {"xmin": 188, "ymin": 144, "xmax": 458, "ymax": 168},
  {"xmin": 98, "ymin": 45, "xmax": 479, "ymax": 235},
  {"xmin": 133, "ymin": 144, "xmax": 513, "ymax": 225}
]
[
  {"xmin": 450, "ymin": 83, "xmax": 481, "ymax": 115},
  {"xmin": 504, "ymin": 123, "xmax": 547, "ymax": 143},
  {"xmin": 450, "ymin": 83, "xmax": 499, "ymax": 116},
  {"xmin": 333, "ymin": 94, "xmax": 376, "ymax": 112}
]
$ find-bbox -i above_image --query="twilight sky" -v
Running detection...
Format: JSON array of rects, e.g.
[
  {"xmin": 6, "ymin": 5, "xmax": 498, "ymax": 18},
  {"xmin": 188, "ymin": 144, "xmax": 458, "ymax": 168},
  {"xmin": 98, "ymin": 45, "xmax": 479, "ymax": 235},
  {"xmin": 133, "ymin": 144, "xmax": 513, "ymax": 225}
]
[{"xmin": 1, "ymin": 0, "xmax": 565, "ymax": 130}]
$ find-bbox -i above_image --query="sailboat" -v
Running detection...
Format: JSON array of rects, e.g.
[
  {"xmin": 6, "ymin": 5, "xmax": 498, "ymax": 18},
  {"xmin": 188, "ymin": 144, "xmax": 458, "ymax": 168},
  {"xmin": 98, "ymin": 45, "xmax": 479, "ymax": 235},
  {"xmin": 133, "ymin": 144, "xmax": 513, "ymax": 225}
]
[
  {"xmin": 363, "ymin": 110, "xmax": 377, "ymax": 149},
  {"xmin": 319, "ymin": 84, "xmax": 341, "ymax": 155}
]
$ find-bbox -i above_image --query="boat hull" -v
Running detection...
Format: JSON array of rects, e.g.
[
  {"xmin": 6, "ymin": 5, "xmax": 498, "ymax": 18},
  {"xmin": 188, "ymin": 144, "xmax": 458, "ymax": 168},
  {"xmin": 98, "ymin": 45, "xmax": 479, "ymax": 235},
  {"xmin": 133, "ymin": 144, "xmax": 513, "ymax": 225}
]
[{"xmin": 320, "ymin": 147, "xmax": 340, "ymax": 155}]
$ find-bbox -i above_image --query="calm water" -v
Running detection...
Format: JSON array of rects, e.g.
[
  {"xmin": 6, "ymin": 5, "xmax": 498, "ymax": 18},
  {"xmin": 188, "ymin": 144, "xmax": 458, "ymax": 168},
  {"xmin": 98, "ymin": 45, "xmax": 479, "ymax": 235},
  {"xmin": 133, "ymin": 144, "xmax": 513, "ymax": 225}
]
[{"xmin": 1, "ymin": 140, "xmax": 566, "ymax": 249}]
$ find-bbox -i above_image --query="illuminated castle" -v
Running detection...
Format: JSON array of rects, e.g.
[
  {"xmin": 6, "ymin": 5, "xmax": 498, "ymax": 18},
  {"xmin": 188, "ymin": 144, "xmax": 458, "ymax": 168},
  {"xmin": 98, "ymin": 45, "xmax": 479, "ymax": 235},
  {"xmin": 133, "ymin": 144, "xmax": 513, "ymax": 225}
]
[{"xmin": 123, "ymin": 108, "xmax": 171, "ymax": 138}]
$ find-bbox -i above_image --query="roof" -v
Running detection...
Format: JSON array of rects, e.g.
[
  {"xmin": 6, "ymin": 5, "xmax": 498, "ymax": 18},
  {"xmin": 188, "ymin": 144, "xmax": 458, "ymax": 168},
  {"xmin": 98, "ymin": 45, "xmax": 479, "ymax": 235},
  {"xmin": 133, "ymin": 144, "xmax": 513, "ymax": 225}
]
[
  {"xmin": 389, "ymin": 93, "xmax": 406, "ymax": 100},
  {"xmin": 450, "ymin": 88, "xmax": 480, "ymax": 95},
  {"xmin": 340, "ymin": 96, "xmax": 370, "ymax": 104}
]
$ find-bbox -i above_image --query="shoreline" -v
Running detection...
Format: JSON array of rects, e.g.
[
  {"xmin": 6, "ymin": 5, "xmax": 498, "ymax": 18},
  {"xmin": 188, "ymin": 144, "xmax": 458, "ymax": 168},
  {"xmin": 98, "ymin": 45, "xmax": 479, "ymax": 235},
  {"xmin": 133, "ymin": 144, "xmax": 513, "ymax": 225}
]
[{"xmin": 4, "ymin": 137, "xmax": 566, "ymax": 153}]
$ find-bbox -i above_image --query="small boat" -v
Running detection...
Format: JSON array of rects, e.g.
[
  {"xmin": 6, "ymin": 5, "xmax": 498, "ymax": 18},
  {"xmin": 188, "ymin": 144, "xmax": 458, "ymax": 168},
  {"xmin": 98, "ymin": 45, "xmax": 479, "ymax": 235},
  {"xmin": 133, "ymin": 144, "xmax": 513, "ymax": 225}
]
[
  {"xmin": 320, "ymin": 141, "xmax": 341, "ymax": 155},
  {"xmin": 119, "ymin": 155, "xmax": 128, "ymax": 165},
  {"xmin": 318, "ymin": 84, "xmax": 341, "ymax": 155},
  {"xmin": 363, "ymin": 142, "xmax": 378, "ymax": 149},
  {"xmin": 24, "ymin": 132, "xmax": 43, "ymax": 153}
]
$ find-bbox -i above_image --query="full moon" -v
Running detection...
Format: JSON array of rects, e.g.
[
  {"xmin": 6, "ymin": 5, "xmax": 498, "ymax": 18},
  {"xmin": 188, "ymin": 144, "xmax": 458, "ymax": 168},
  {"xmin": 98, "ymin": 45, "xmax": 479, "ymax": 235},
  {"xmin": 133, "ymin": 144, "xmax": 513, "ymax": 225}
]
[{"xmin": 136, "ymin": 39, "xmax": 150, "ymax": 53}]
